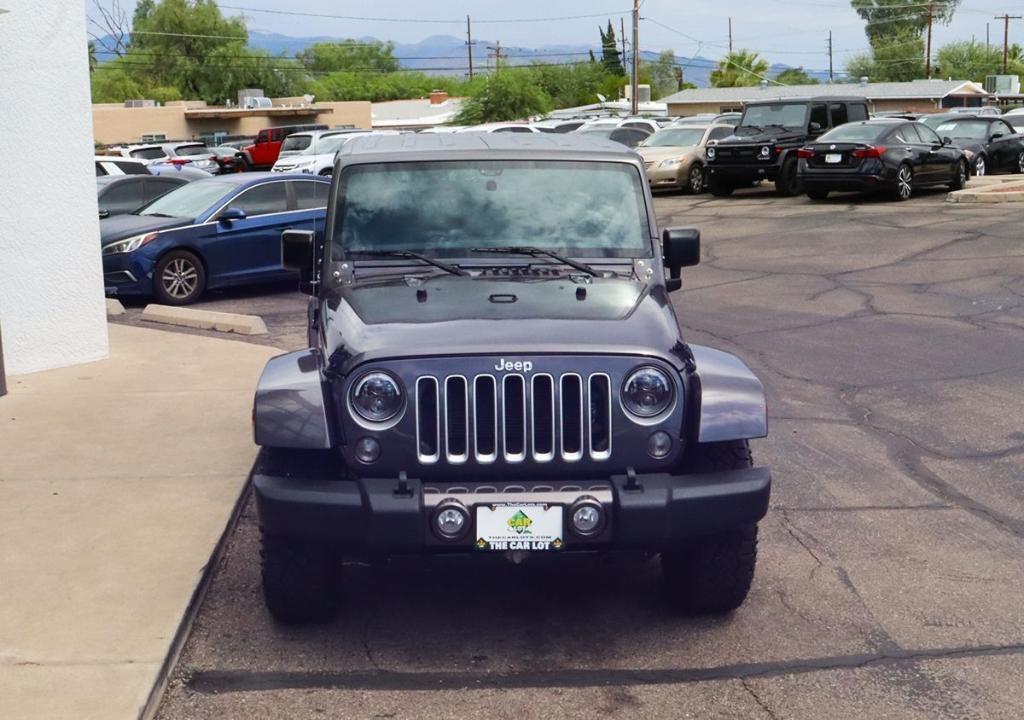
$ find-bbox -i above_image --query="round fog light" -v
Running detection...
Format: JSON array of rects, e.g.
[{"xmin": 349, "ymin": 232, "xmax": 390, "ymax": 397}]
[
  {"xmin": 354, "ymin": 436, "xmax": 380, "ymax": 464},
  {"xmin": 569, "ymin": 498, "xmax": 605, "ymax": 537},
  {"xmin": 647, "ymin": 431, "xmax": 673, "ymax": 459},
  {"xmin": 433, "ymin": 502, "xmax": 469, "ymax": 540}
]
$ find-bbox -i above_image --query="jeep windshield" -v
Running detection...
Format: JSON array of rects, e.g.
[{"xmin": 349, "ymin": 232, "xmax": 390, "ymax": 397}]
[
  {"xmin": 740, "ymin": 104, "xmax": 808, "ymax": 130},
  {"xmin": 333, "ymin": 160, "xmax": 652, "ymax": 260}
]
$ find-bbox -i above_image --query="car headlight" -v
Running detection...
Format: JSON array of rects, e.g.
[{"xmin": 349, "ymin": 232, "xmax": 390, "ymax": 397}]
[
  {"xmin": 350, "ymin": 371, "xmax": 405, "ymax": 423},
  {"xmin": 659, "ymin": 158, "xmax": 682, "ymax": 168},
  {"xmin": 102, "ymin": 232, "xmax": 158, "ymax": 255},
  {"xmin": 759, "ymin": 145, "xmax": 772, "ymax": 160},
  {"xmin": 706, "ymin": 147, "xmax": 717, "ymax": 160},
  {"xmin": 621, "ymin": 366, "xmax": 675, "ymax": 419}
]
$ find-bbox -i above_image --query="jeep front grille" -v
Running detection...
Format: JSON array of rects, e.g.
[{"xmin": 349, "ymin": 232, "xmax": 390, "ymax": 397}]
[{"xmin": 415, "ymin": 373, "xmax": 612, "ymax": 465}]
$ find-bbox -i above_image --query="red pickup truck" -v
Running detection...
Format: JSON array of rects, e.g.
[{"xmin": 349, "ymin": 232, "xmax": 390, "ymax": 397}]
[{"xmin": 237, "ymin": 124, "xmax": 327, "ymax": 170}]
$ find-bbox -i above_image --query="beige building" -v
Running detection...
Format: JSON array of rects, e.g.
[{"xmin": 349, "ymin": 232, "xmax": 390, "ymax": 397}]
[
  {"xmin": 662, "ymin": 79, "xmax": 991, "ymax": 117},
  {"xmin": 92, "ymin": 98, "xmax": 372, "ymax": 145}
]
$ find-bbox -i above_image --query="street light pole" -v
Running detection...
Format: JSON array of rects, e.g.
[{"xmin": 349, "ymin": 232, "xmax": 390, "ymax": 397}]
[{"xmin": 631, "ymin": 0, "xmax": 640, "ymax": 115}]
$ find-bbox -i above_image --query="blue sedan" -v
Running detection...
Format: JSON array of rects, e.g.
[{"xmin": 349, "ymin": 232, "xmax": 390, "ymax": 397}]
[{"xmin": 100, "ymin": 173, "xmax": 330, "ymax": 305}]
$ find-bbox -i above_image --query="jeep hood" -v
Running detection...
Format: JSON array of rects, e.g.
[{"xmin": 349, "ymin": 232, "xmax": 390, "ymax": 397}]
[
  {"xmin": 320, "ymin": 275, "xmax": 687, "ymax": 372},
  {"xmin": 718, "ymin": 127, "xmax": 804, "ymax": 145}
]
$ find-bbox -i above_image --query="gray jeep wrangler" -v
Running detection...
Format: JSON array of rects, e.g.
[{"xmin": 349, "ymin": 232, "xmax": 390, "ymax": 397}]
[{"xmin": 252, "ymin": 133, "xmax": 771, "ymax": 623}]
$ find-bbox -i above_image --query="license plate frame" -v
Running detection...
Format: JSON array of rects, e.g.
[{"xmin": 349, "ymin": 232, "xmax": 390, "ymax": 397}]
[
  {"xmin": 825, "ymin": 153, "xmax": 843, "ymax": 164},
  {"xmin": 475, "ymin": 503, "xmax": 564, "ymax": 551}
]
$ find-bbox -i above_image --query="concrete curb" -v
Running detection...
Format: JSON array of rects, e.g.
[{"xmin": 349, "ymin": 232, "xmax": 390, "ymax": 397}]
[
  {"xmin": 106, "ymin": 298, "xmax": 126, "ymax": 316},
  {"xmin": 947, "ymin": 180, "xmax": 1024, "ymax": 204},
  {"xmin": 141, "ymin": 305, "xmax": 268, "ymax": 335}
]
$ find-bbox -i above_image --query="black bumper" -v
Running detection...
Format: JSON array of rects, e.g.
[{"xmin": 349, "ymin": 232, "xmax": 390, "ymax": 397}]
[
  {"xmin": 801, "ymin": 171, "xmax": 889, "ymax": 192},
  {"xmin": 254, "ymin": 467, "xmax": 771, "ymax": 553},
  {"xmin": 708, "ymin": 163, "xmax": 779, "ymax": 182}
]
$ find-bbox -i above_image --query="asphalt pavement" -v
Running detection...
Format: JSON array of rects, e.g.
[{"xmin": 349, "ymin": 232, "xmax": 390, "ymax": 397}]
[{"xmin": 149, "ymin": 184, "xmax": 1024, "ymax": 719}]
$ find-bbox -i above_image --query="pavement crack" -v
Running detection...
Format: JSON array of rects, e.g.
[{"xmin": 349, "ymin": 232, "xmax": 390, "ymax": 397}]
[{"xmin": 741, "ymin": 678, "xmax": 780, "ymax": 720}]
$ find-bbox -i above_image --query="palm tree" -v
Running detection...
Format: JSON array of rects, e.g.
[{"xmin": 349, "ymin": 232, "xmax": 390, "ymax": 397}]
[
  {"xmin": 710, "ymin": 50, "xmax": 771, "ymax": 88},
  {"xmin": 88, "ymin": 41, "xmax": 97, "ymax": 73}
]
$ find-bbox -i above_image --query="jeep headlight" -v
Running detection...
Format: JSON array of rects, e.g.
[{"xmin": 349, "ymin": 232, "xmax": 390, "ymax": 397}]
[
  {"xmin": 102, "ymin": 232, "xmax": 158, "ymax": 255},
  {"xmin": 759, "ymin": 145, "xmax": 772, "ymax": 160},
  {"xmin": 706, "ymin": 146, "xmax": 717, "ymax": 160},
  {"xmin": 350, "ymin": 371, "xmax": 405, "ymax": 423},
  {"xmin": 659, "ymin": 158, "xmax": 682, "ymax": 168},
  {"xmin": 621, "ymin": 366, "xmax": 674, "ymax": 419}
]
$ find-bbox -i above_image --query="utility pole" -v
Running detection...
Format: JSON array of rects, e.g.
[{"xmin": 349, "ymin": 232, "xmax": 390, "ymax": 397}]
[
  {"xmin": 488, "ymin": 41, "xmax": 504, "ymax": 73},
  {"xmin": 631, "ymin": 0, "xmax": 640, "ymax": 115},
  {"xmin": 996, "ymin": 14, "xmax": 1022, "ymax": 74},
  {"xmin": 466, "ymin": 15, "xmax": 474, "ymax": 80},
  {"xmin": 728, "ymin": 18, "xmax": 733, "ymax": 54},
  {"xmin": 987, "ymin": 22, "xmax": 991, "ymax": 51},
  {"xmin": 828, "ymin": 31, "xmax": 834, "ymax": 82},
  {"xmin": 925, "ymin": 2, "xmax": 935, "ymax": 79}
]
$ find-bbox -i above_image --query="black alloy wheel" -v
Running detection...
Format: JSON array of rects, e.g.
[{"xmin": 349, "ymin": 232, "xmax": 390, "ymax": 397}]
[
  {"xmin": 949, "ymin": 159, "xmax": 968, "ymax": 191},
  {"xmin": 891, "ymin": 163, "xmax": 914, "ymax": 202}
]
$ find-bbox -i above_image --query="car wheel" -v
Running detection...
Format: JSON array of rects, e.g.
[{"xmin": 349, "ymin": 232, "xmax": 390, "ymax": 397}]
[
  {"xmin": 806, "ymin": 187, "xmax": 830, "ymax": 201},
  {"xmin": 1015, "ymin": 151, "xmax": 1024, "ymax": 174},
  {"xmin": 774, "ymin": 157, "xmax": 802, "ymax": 197},
  {"xmin": 708, "ymin": 175, "xmax": 734, "ymax": 197},
  {"xmin": 891, "ymin": 163, "xmax": 913, "ymax": 201},
  {"xmin": 153, "ymin": 250, "xmax": 206, "ymax": 305},
  {"xmin": 663, "ymin": 439, "xmax": 758, "ymax": 614},
  {"xmin": 686, "ymin": 164, "xmax": 705, "ymax": 194},
  {"xmin": 973, "ymin": 155, "xmax": 987, "ymax": 177},
  {"xmin": 261, "ymin": 531, "xmax": 337, "ymax": 624},
  {"xmin": 949, "ymin": 159, "xmax": 968, "ymax": 190}
]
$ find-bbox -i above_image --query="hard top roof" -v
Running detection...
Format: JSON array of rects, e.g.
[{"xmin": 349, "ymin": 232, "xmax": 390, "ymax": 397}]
[
  {"xmin": 337, "ymin": 132, "xmax": 640, "ymax": 162},
  {"xmin": 745, "ymin": 95, "xmax": 869, "ymax": 105}
]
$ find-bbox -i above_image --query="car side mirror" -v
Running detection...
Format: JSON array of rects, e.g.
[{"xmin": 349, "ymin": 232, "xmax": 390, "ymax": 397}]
[
  {"xmin": 98, "ymin": 208, "xmax": 110, "ymax": 219},
  {"xmin": 942, "ymin": 136, "xmax": 953, "ymax": 146},
  {"xmin": 809, "ymin": 122, "xmax": 823, "ymax": 134},
  {"xmin": 282, "ymin": 229, "xmax": 317, "ymax": 295},
  {"xmin": 990, "ymin": 132, "xmax": 1004, "ymax": 141},
  {"xmin": 662, "ymin": 227, "xmax": 700, "ymax": 292},
  {"xmin": 218, "ymin": 206, "xmax": 246, "ymax": 224}
]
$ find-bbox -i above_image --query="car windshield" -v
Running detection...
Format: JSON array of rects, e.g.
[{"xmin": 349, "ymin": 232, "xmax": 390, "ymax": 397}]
[
  {"xmin": 334, "ymin": 160, "xmax": 651, "ymax": 259},
  {"xmin": 136, "ymin": 179, "xmax": 235, "ymax": 218},
  {"xmin": 741, "ymin": 104, "xmax": 807, "ymax": 128},
  {"xmin": 641, "ymin": 128, "xmax": 706, "ymax": 147},
  {"xmin": 919, "ymin": 115, "xmax": 958, "ymax": 128},
  {"xmin": 307, "ymin": 135, "xmax": 350, "ymax": 155},
  {"xmin": 1007, "ymin": 117, "xmax": 1024, "ymax": 130},
  {"xmin": 281, "ymin": 135, "xmax": 313, "ymax": 152},
  {"xmin": 175, "ymin": 144, "xmax": 210, "ymax": 157},
  {"xmin": 818, "ymin": 123, "xmax": 885, "ymax": 142},
  {"xmin": 931, "ymin": 120, "xmax": 990, "ymax": 140}
]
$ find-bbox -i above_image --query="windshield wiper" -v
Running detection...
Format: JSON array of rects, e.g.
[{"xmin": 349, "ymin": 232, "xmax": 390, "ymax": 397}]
[
  {"xmin": 349, "ymin": 250, "xmax": 469, "ymax": 277},
  {"xmin": 470, "ymin": 246, "xmax": 599, "ymax": 277}
]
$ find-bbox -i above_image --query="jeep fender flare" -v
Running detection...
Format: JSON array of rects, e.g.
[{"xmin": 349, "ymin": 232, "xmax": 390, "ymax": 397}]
[
  {"xmin": 688, "ymin": 344, "xmax": 768, "ymax": 443},
  {"xmin": 254, "ymin": 348, "xmax": 335, "ymax": 449}
]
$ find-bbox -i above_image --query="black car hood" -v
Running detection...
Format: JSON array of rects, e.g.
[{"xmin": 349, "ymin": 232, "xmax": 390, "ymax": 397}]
[
  {"xmin": 99, "ymin": 214, "xmax": 195, "ymax": 246},
  {"xmin": 717, "ymin": 127, "xmax": 805, "ymax": 145},
  {"xmin": 320, "ymin": 274, "xmax": 687, "ymax": 373},
  {"xmin": 945, "ymin": 139, "xmax": 985, "ymax": 153}
]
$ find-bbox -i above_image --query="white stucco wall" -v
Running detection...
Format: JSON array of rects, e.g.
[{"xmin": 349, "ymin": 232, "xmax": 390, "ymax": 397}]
[{"xmin": 0, "ymin": 0, "xmax": 108, "ymax": 376}]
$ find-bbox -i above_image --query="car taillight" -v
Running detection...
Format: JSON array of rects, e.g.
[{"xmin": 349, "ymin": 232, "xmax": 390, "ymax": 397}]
[
  {"xmin": 169, "ymin": 158, "xmax": 191, "ymax": 165},
  {"xmin": 796, "ymin": 148, "xmax": 815, "ymax": 159},
  {"xmin": 853, "ymin": 146, "xmax": 887, "ymax": 159}
]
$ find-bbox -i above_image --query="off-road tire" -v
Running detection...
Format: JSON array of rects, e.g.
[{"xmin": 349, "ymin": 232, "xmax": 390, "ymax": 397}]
[
  {"xmin": 663, "ymin": 439, "xmax": 758, "ymax": 614},
  {"xmin": 805, "ymin": 187, "xmax": 830, "ymax": 201},
  {"xmin": 261, "ymin": 532, "xmax": 337, "ymax": 624},
  {"xmin": 708, "ymin": 175, "xmax": 735, "ymax": 197},
  {"xmin": 774, "ymin": 157, "xmax": 802, "ymax": 197}
]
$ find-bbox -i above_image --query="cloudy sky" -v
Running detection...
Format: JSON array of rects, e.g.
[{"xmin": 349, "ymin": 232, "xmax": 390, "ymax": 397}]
[{"xmin": 92, "ymin": 0, "xmax": 1017, "ymax": 74}]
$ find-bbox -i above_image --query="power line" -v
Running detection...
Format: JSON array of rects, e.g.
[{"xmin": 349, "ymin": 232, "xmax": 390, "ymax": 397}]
[{"xmin": 217, "ymin": 5, "xmax": 628, "ymax": 25}]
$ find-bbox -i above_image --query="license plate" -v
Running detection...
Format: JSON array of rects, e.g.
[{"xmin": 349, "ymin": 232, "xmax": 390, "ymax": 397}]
[
  {"xmin": 476, "ymin": 503, "xmax": 563, "ymax": 551},
  {"xmin": 825, "ymin": 153, "xmax": 843, "ymax": 164}
]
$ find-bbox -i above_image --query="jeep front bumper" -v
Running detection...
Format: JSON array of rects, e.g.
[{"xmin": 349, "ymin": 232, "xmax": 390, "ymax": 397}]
[{"xmin": 254, "ymin": 467, "xmax": 771, "ymax": 553}]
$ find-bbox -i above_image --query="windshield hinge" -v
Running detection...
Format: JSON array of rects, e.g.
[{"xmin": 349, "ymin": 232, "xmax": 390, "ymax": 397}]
[
  {"xmin": 633, "ymin": 258, "xmax": 656, "ymax": 283},
  {"xmin": 332, "ymin": 261, "xmax": 355, "ymax": 286}
]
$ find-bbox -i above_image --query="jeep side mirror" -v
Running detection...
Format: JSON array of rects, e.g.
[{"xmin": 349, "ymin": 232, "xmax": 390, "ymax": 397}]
[
  {"xmin": 662, "ymin": 227, "xmax": 700, "ymax": 292},
  {"xmin": 809, "ymin": 121, "xmax": 823, "ymax": 134},
  {"xmin": 98, "ymin": 208, "xmax": 110, "ymax": 219},
  {"xmin": 218, "ymin": 206, "xmax": 247, "ymax": 224},
  {"xmin": 282, "ymin": 229, "xmax": 317, "ymax": 295},
  {"xmin": 990, "ymin": 132, "xmax": 1004, "ymax": 141}
]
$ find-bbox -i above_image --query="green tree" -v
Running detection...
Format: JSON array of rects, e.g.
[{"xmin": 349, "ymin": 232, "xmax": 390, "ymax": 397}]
[
  {"xmin": 88, "ymin": 41, "xmax": 97, "ymax": 73},
  {"xmin": 710, "ymin": 50, "xmax": 770, "ymax": 87},
  {"xmin": 131, "ymin": 0, "xmax": 156, "ymax": 32},
  {"xmin": 775, "ymin": 67, "xmax": 819, "ymax": 85},
  {"xmin": 600, "ymin": 20, "xmax": 625, "ymax": 76},
  {"xmin": 936, "ymin": 40, "xmax": 1005, "ymax": 82},
  {"xmin": 844, "ymin": 29, "xmax": 925, "ymax": 82},
  {"xmin": 296, "ymin": 41, "xmax": 400, "ymax": 74},
  {"xmin": 454, "ymin": 70, "xmax": 552, "ymax": 124},
  {"xmin": 91, "ymin": 63, "xmax": 143, "ymax": 102},
  {"xmin": 529, "ymin": 62, "xmax": 615, "ymax": 107},
  {"xmin": 649, "ymin": 50, "xmax": 682, "ymax": 99},
  {"xmin": 851, "ymin": 0, "xmax": 960, "ymax": 44}
]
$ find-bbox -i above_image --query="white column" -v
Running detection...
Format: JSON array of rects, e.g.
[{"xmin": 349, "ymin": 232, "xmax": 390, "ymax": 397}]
[{"xmin": 0, "ymin": 0, "xmax": 108, "ymax": 375}]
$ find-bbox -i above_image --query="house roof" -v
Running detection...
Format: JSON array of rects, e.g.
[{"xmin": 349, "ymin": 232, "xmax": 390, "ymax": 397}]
[
  {"xmin": 370, "ymin": 97, "xmax": 464, "ymax": 128},
  {"xmin": 662, "ymin": 80, "xmax": 988, "ymax": 105}
]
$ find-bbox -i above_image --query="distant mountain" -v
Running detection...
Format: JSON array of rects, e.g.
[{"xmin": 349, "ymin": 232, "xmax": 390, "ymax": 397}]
[{"xmin": 93, "ymin": 30, "xmax": 835, "ymax": 91}]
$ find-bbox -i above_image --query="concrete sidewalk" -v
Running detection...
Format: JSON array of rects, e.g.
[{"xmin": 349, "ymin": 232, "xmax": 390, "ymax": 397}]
[{"xmin": 0, "ymin": 324, "xmax": 277, "ymax": 719}]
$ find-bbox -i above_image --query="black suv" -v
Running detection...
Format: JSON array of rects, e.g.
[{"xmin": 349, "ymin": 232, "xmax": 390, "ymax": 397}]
[
  {"xmin": 705, "ymin": 96, "xmax": 870, "ymax": 197},
  {"xmin": 252, "ymin": 133, "xmax": 772, "ymax": 623}
]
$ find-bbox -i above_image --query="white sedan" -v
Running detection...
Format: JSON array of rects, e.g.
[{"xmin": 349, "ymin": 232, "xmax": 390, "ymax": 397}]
[{"xmin": 271, "ymin": 131, "xmax": 401, "ymax": 175}]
